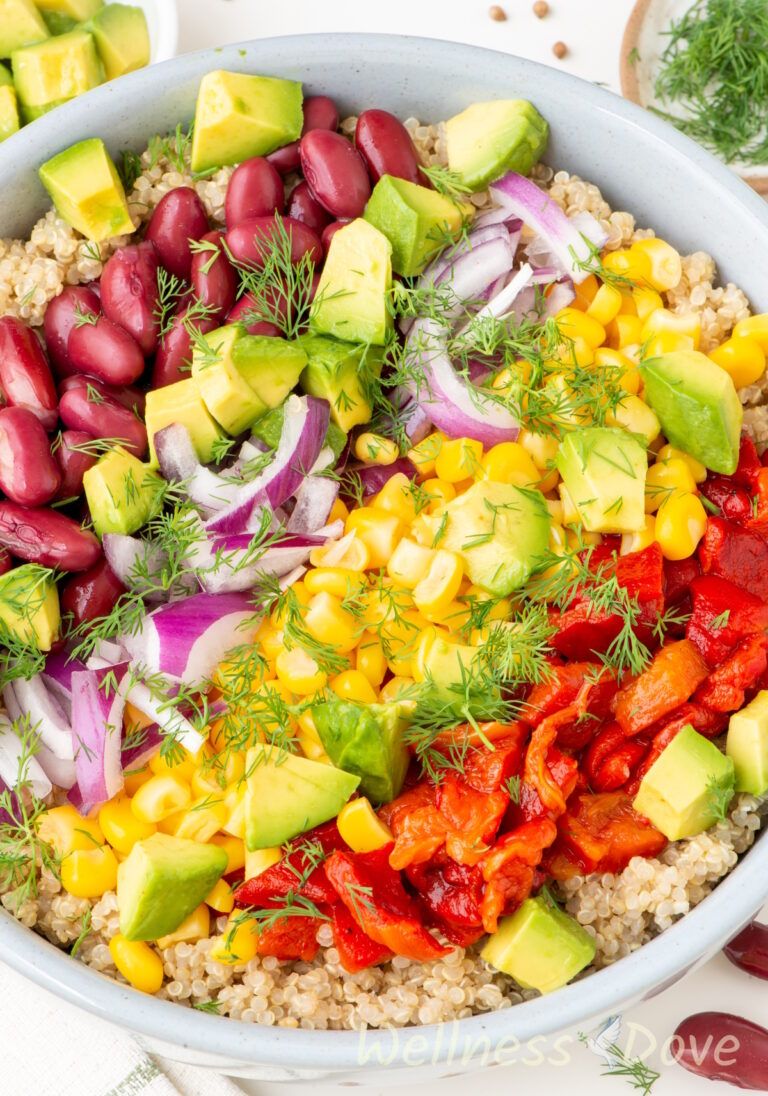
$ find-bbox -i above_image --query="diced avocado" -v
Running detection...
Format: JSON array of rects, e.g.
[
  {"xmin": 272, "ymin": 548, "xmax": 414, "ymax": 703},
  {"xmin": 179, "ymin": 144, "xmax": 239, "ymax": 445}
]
[
  {"xmin": 310, "ymin": 219, "xmax": 393, "ymax": 347},
  {"xmin": 250, "ymin": 402, "xmax": 346, "ymax": 460},
  {"xmin": 0, "ymin": 563, "xmax": 59, "ymax": 651},
  {"xmin": 39, "ymin": 137, "xmax": 134, "ymax": 241},
  {"xmin": 297, "ymin": 333, "xmax": 382, "ymax": 432},
  {"xmin": 34, "ymin": 0, "xmax": 102, "ymax": 18},
  {"xmin": 191, "ymin": 325, "xmax": 267, "ymax": 436},
  {"xmin": 0, "ymin": 84, "xmax": 19, "ymax": 142},
  {"xmin": 83, "ymin": 447, "xmax": 164, "ymax": 538},
  {"xmin": 145, "ymin": 378, "xmax": 224, "ymax": 467},
  {"xmin": 40, "ymin": 11, "xmax": 76, "ymax": 34},
  {"xmin": 440, "ymin": 480, "xmax": 550, "ymax": 596},
  {"xmin": 413, "ymin": 632, "xmax": 500, "ymax": 716},
  {"xmin": 727, "ymin": 690, "xmax": 768, "ymax": 795},
  {"xmin": 0, "ymin": 62, "xmax": 12, "ymax": 87},
  {"xmin": 481, "ymin": 895, "xmax": 596, "ymax": 994},
  {"xmin": 12, "ymin": 30, "xmax": 102, "ymax": 122},
  {"xmin": 555, "ymin": 426, "xmax": 647, "ymax": 535},
  {"xmin": 190, "ymin": 69, "xmax": 303, "ymax": 174},
  {"xmin": 83, "ymin": 3, "xmax": 149, "ymax": 81},
  {"xmin": 446, "ymin": 99, "xmax": 549, "ymax": 191},
  {"xmin": 640, "ymin": 350, "xmax": 743, "ymax": 475},
  {"xmin": 233, "ymin": 334, "xmax": 308, "ymax": 411},
  {"xmin": 244, "ymin": 744, "xmax": 360, "ymax": 850},
  {"xmin": 311, "ymin": 700, "xmax": 409, "ymax": 804},
  {"xmin": 117, "ymin": 832, "xmax": 227, "ymax": 941},
  {"xmin": 364, "ymin": 175, "xmax": 465, "ymax": 277},
  {"xmin": 0, "ymin": 0, "xmax": 48, "ymax": 57},
  {"xmin": 633, "ymin": 724, "xmax": 735, "ymax": 840}
]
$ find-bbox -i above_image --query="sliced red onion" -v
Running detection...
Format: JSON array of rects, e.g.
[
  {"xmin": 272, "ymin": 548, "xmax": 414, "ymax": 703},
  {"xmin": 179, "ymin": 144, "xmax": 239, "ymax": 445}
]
[
  {"xmin": 530, "ymin": 266, "xmax": 560, "ymax": 285},
  {"xmin": 490, "ymin": 172, "xmax": 607, "ymax": 284},
  {"xmin": 287, "ymin": 476, "xmax": 340, "ymax": 534},
  {"xmin": 545, "ymin": 279, "xmax": 577, "ymax": 316},
  {"xmin": 86, "ymin": 638, "xmax": 130, "ymax": 670},
  {"xmin": 192, "ymin": 524, "xmax": 343, "ymax": 594},
  {"xmin": 123, "ymin": 680, "xmax": 206, "ymax": 758},
  {"xmin": 6, "ymin": 675, "xmax": 73, "ymax": 761},
  {"xmin": 433, "ymin": 236, "xmax": 516, "ymax": 307},
  {"xmin": 351, "ymin": 458, "xmax": 418, "ymax": 499},
  {"xmin": 0, "ymin": 713, "xmax": 52, "ymax": 797},
  {"xmin": 122, "ymin": 722, "xmax": 163, "ymax": 772},
  {"xmin": 103, "ymin": 533, "xmax": 172, "ymax": 601},
  {"xmin": 42, "ymin": 650, "xmax": 85, "ymax": 716},
  {"xmin": 206, "ymin": 396, "xmax": 330, "ymax": 536},
  {"xmin": 473, "ymin": 207, "xmax": 524, "ymax": 230},
  {"xmin": 2, "ymin": 683, "xmax": 75, "ymax": 789},
  {"xmin": 457, "ymin": 263, "xmax": 533, "ymax": 334},
  {"xmin": 123, "ymin": 591, "xmax": 257, "ymax": 688},
  {"xmin": 409, "ymin": 318, "xmax": 519, "ymax": 445},
  {"xmin": 70, "ymin": 666, "xmax": 128, "ymax": 812},
  {"xmin": 155, "ymin": 423, "xmax": 240, "ymax": 513}
]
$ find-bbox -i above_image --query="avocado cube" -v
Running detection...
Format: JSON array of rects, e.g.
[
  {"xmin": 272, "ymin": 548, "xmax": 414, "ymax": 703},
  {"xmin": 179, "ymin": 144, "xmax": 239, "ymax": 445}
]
[
  {"xmin": 83, "ymin": 3, "xmax": 148, "ymax": 81},
  {"xmin": 0, "ymin": 62, "xmax": 12, "ymax": 87},
  {"xmin": 190, "ymin": 69, "xmax": 303, "ymax": 174},
  {"xmin": 633, "ymin": 724, "xmax": 735, "ymax": 840},
  {"xmin": 233, "ymin": 334, "xmax": 308, "ymax": 412},
  {"xmin": 117, "ymin": 833, "xmax": 228, "ymax": 941},
  {"xmin": 481, "ymin": 896, "xmax": 595, "ymax": 993},
  {"xmin": 40, "ymin": 11, "xmax": 76, "ymax": 33},
  {"xmin": 310, "ymin": 219, "xmax": 393, "ymax": 347},
  {"xmin": 297, "ymin": 334, "xmax": 381, "ymax": 432},
  {"xmin": 440, "ymin": 480, "xmax": 551, "ymax": 596},
  {"xmin": 145, "ymin": 378, "xmax": 224, "ymax": 467},
  {"xmin": 12, "ymin": 30, "xmax": 102, "ymax": 122},
  {"xmin": 0, "ymin": 83, "xmax": 19, "ymax": 142},
  {"xmin": 244, "ymin": 745, "xmax": 359, "ymax": 851},
  {"xmin": 555, "ymin": 426, "xmax": 647, "ymax": 534},
  {"xmin": 640, "ymin": 350, "xmax": 743, "ymax": 475},
  {"xmin": 191, "ymin": 325, "xmax": 267, "ymax": 436},
  {"xmin": 83, "ymin": 447, "xmax": 164, "ymax": 538},
  {"xmin": 0, "ymin": 0, "xmax": 48, "ymax": 57},
  {"xmin": 0, "ymin": 563, "xmax": 59, "ymax": 651},
  {"xmin": 312, "ymin": 701, "xmax": 409, "ymax": 804},
  {"xmin": 34, "ymin": 0, "xmax": 103, "ymax": 18},
  {"xmin": 39, "ymin": 137, "xmax": 134, "ymax": 242},
  {"xmin": 364, "ymin": 175, "xmax": 465, "ymax": 277},
  {"xmin": 727, "ymin": 690, "xmax": 768, "ymax": 795},
  {"xmin": 446, "ymin": 99, "xmax": 549, "ymax": 191}
]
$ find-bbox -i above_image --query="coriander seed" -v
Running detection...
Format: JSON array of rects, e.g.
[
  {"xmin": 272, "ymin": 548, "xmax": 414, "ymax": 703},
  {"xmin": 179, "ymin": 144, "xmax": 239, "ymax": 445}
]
[
  {"xmin": 489, "ymin": 5, "xmax": 507, "ymax": 20},
  {"xmin": 533, "ymin": 0, "xmax": 550, "ymax": 16},
  {"xmin": 552, "ymin": 41, "xmax": 568, "ymax": 59}
]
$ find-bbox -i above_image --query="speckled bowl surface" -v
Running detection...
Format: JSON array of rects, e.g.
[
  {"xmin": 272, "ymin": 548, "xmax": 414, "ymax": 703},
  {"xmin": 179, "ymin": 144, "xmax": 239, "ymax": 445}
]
[{"xmin": 1, "ymin": 33, "xmax": 768, "ymax": 1084}]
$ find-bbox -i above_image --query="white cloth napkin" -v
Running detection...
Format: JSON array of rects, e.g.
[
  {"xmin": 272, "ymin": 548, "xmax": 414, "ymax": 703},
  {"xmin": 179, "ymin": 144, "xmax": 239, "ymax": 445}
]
[{"xmin": 0, "ymin": 960, "xmax": 244, "ymax": 1096}]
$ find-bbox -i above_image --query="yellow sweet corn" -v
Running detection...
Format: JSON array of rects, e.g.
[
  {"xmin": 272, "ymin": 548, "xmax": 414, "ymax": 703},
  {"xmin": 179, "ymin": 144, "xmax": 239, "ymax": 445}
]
[
  {"xmin": 386, "ymin": 538, "xmax": 434, "ymax": 589},
  {"xmin": 245, "ymin": 846, "xmax": 283, "ymax": 880},
  {"xmin": 631, "ymin": 238, "xmax": 682, "ymax": 291},
  {"xmin": 379, "ymin": 676, "xmax": 416, "ymax": 704},
  {"xmin": 632, "ymin": 285, "xmax": 665, "ymax": 322},
  {"xmin": 170, "ymin": 795, "xmax": 228, "ymax": 843},
  {"xmin": 221, "ymin": 785, "xmax": 246, "ymax": 839},
  {"xmin": 655, "ymin": 493, "xmax": 707, "ymax": 560},
  {"xmin": 61, "ymin": 845, "xmax": 118, "ymax": 898},
  {"xmin": 608, "ymin": 313, "xmax": 644, "ymax": 350},
  {"xmin": 407, "ymin": 432, "xmax": 444, "ymax": 479},
  {"xmin": 605, "ymin": 393, "xmax": 660, "ymax": 444},
  {"xmin": 656, "ymin": 444, "xmax": 707, "ymax": 485},
  {"xmin": 210, "ymin": 834, "xmax": 245, "ymax": 874},
  {"xmin": 491, "ymin": 359, "xmax": 531, "ymax": 393},
  {"xmin": 586, "ymin": 283, "xmax": 623, "ymax": 326},
  {"xmin": 255, "ymin": 621, "xmax": 285, "ymax": 664},
  {"xmin": 642, "ymin": 308, "xmax": 701, "ymax": 349},
  {"xmin": 156, "ymin": 904, "xmax": 210, "ymax": 949},
  {"xmin": 304, "ymin": 566, "xmax": 366, "ymax": 600},
  {"xmin": 643, "ymin": 331, "xmax": 695, "ymax": 359},
  {"xmin": 331, "ymin": 669, "xmax": 379, "ymax": 704},
  {"xmin": 304, "ymin": 591, "xmax": 359, "ymax": 653},
  {"xmin": 328, "ymin": 496, "xmax": 350, "ymax": 524},
  {"xmin": 372, "ymin": 472, "xmax": 418, "ymax": 523},
  {"xmin": 518, "ymin": 429, "xmax": 559, "ymax": 473},
  {"xmin": 558, "ymin": 482, "xmax": 581, "ymax": 526},
  {"xmin": 109, "ymin": 934, "xmax": 164, "ymax": 994},
  {"xmin": 309, "ymin": 531, "xmax": 369, "ymax": 571},
  {"xmin": 620, "ymin": 514, "xmax": 656, "ymax": 555},
  {"xmin": 733, "ymin": 314, "xmax": 768, "ymax": 352},
  {"xmin": 98, "ymin": 796, "xmax": 156, "ymax": 856},
  {"xmin": 556, "ymin": 306, "xmax": 606, "ymax": 349},
  {"xmin": 38, "ymin": 804, "xmax": 104, "ymax": 857},
  {"xmin": 435, "ymin": 437, "xmax": 484, "ymax": 483},
  {"xmin": 593, "ymin": 346, "xmax": 640, "ymax": 394},
  {"xmin": 602, "ymin": 247, "xmax": 653, "ymax": 284},
  {"xmin": 206, "ymin": 877, "xmax": 235, "ymax": 914},
  {"xmin": 709, "ymin": 336, "xmax": 766, "ymax": 389},
  {"xmin": 572, "ymin": 272, "xmax": 599, "ymax": 309},
  {"xmin": 123, "ymin": 766, "xmax": 152, "ymax": 796},
  {"xmin": 480, "ymin": 442, "xmax": 539, "ymax": 486},
  {"xmin": 148, "ymin": 749, "xmax": 196, "ymax": 783},
  {"xmin": 421, "ymin": 478, "xmax": 457, "ymax": 512},
  {"xmin": 210, "ymin": 917, "xmax": 258, "ymax": 965},
  {"xmin": 413, "ymin": 550, "xmax": 464, "ymax": 618},
  {"xmin": 131, "ymin": 773, "xmax": 191, "ymax": 824},
  {"xmin": 645, "ymin": 458, "xmax": 698, "ymax": 513},
  {"xmin": 275, "ymin": 646, "xmax": 327, "ymax": 695},
  {"xmin": 337, "ymin": 797, "xmax": 393, "ymax": 853},
  {"xmin": 345, "ymin": 508, "xmax": 404, "ymax": 570},
  {"xmin": 356, "ymin": 635, "xmax": 387, "ymax": 687},
  {"xmin": 555, "ymin": 335, "xmax": 594, "ymax": 368},
  {"xmin": 354, "ymin": 432, "xmax": 399, "ymax": 466},
  {"xmin": 297, "ymin": 709, "xmax": 330, "ymax": 762}
]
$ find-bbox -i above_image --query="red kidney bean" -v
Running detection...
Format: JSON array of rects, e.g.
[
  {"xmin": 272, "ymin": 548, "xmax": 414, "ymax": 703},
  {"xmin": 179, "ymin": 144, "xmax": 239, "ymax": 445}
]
[
  {"xmin": 0, "ymin": 317, "xmax": 58, "ymax": 431},
  {"xmin": 61, "ymin": 557, "xmax": 125, "ymax": 631},
  {"xmin": 287, "ymin": 180, "xmax": 332, "ymax": 235},
  {"xmin": 303, "ymin": 95, "xmax": 340, "ymax": 135},
  {"xmin": 54, "ymin": 430, "xmax": 97, "ymax": 502},
  {"xmin": 672, "ymin": 1012, "xmax": 768, "ymax": 1090},
  {"xmin": 42, "ymin": 286, "xmax": 101, "ymax": 378},
  {"xmin": 190, "ymin": 230, "xmax": 237, "ymax": 319},
  {"xmin": 0, "ymin": 549, "xmax": 11, "ymax": 576},
  {"xmin": 0, "ymin": 408, "xmax": 61, "ymax": 507},
  {"xmin": 152, "ymin": 295, "xmax": 219, "ymax": 389},
  {"xmin": 67, "ymin": 314, "xmax": 145, "ymax": 386},
  {"xmin": 266, "ymin": 141, "xmax": 301, "ymax": 175},
  {"xmin": 321, "ymin": 219, "xmax": 349, "ymax": 253},
  {"xmin": 58, "ymin": 375, "xmax": 145, "ymax": 418},
  {"xmin": 59, "ymin": 387, "xmax": 147, "ymax": 459},
  {"xmin": 355, "ymin": 109, "xmax": 422, "ymax": 184},
  {"xmin": 0, "ymin": 502, "xmax": 101, "ymax": 571},
  {"xmin": 225, "ymin": 157, "xmax": 285, "ymax": 228},
  {"xmin": 145, "ymin": 187, "xmax": 209, "ymax": 281},
  {"xmin": 100, "ymin": 241, "xmax": 160, "ymax": 356},
  {"xmin": 225, "ymin": 215, "xmax": 322, "ymax": 269},
  {"xmin": 724, "ymin": 920, "xmax": 768, "ymax": 979},
  {"xmin": 225, "ymin": 295, "xmax": 280, "ymax": 337},
  {"xmin": 299, "ymin": 130, "xmax": 371, "ymax": 219}
]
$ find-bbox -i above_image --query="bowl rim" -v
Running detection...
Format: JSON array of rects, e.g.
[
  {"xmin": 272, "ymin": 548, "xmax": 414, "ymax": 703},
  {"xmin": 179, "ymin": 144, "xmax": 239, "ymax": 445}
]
[{"xmin": 2, "ymin": 31, "xmax": 768, "ymax": 1071}]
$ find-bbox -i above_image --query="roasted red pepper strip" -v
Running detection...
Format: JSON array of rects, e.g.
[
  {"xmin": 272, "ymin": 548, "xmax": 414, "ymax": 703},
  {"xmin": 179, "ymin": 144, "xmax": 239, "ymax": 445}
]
[
  {"xmin": 233, "ymin": 820, "xmax": 344, "ymax": 908},
  {"xmin": 523, "ymin": 662, "xmax": 615, "ymax": 726},
  {"xmin": 699, "ymin": 518, "xmax": 768, "ymax": 601},
  {"xmin": 734, "ymin": 435, "xmax": 763, "ymax": 488},
  {"xmin": 584, "ymin": 722, "xmax": 648, "ymax": 792},
  {"xmin": 330, "ymin": 903, "xmax": 393, "ymax": 973},
  {"xmin": 387, "ymin": 803, "xmax": 446, "ymax": 871},
  {"xmin": 686, "ymin": 575, "xmax": 768, "ymax": 667},
  {"xmin": 255, "ymin": 916, "xmax": 321, "ymax": 962},
  {"xmin": 463, "ymin": 727, "xmax": 528, "ymax": 793},
  {"xmin": 406, "ymin": 855, "xmax": 485, "ymax": 944},
  {"xmin": 700, "ymin": 477, "xmax": 754, "ymax": 525},
  {"xmin": 664, "ymin": 557, "xmax": 701, "ymax": 608},
  {"xmin": 479, "ymin": 818, "xmax": 558, "ymax": 933},
  {"xmin": 324, "ymin": 846, "xmax": 450, "ymax": 961},
  {"xmin": 517, "ymin": 748, "xmax": 579, "ymax": 823},
  {"xmin": 435, "ymin": 773, "xmax": 509, "ymax": 865},
  {"xmin": 546, "ymin": 792, "xmax": 666, "ymax": 880},
  {"xmin": 613, "ymin": 639, "xmax": 709, "ymax": 735},
  {"xmin": 524, "ymin": 681, "xmax": 593, "ymax": 813},
  {"xmin": 694, "ymin": 633, "xmax": 768, "ymax": 712}
]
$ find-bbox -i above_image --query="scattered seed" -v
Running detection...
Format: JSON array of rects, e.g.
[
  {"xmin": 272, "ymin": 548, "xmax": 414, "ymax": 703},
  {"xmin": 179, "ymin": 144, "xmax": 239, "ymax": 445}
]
[
  {"xmin": 489, "ymin": 5, "xmax": 507, "ymax": 20},
  {"xmin": 552, "ymin": 41, "xmax": 568, "ymax": 59},
  {"xmin": 533, "ymin": 0, "xmax": 550, "ymax": 16}
]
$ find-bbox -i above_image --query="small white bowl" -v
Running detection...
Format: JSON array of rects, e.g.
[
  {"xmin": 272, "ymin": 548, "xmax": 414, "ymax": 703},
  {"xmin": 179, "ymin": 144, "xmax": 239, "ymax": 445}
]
[{"xmin": 116, "ymin": 0, "xmax": 179, "ymax": 64}]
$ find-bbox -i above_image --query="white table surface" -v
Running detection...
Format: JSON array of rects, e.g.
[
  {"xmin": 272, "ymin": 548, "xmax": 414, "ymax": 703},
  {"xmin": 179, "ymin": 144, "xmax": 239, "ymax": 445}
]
[{"xmin": 174, "ymin": 3, "xmax": 768, "ymax": 1090}]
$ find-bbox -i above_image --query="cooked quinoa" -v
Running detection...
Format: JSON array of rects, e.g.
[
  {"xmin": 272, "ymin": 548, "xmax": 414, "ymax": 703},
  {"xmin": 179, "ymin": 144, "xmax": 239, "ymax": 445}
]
[{"xmin": 2, "ymin": 117, "xmax": 767, "ymax": 1030}]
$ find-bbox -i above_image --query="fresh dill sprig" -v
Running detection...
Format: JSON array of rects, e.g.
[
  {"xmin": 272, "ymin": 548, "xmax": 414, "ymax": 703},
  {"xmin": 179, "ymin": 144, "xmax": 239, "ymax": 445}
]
[
  {"xmin": 578, "ymin": 1030, "xmax": 660, "ymax": 1096},
  {"xmin": 193, "ymin": 998, "xmax": 222, "ymax": 1014},
  {"xmin": 70, "ymin": 908, "xmax": 93, "ymax": 958},
  {"xmin": 419, "ymin": 164, "xmax": 473, "ymax": 200},
  {"xmin": 117, "ymin": 149, "xmax": 143, "ymax": 192},
  {"xmin": 148, "ymin": 122, "xmax": 192, "ymax": 173}
]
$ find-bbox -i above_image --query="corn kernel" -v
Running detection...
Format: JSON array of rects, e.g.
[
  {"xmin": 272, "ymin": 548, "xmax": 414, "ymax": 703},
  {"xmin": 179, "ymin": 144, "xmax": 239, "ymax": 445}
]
[
  {"xmin": 572, "ymin": 272, "xmax": 599, "ymax": 309},
  {"xmin": 98, "ymin": 796, "xmax": 156, "ymax": 856},
  {"xmin": 655, "ymin": 493, "xmax": 707, "ymax": 560},
  {"xmin": 131, "ymin": 773, "xmax": 191, "ymax": 824},
  {"xmin": 109, "ymin": 934, "xmax": 164, "ymax": 994},
  {"xmin": 586, "ymin": 283, "xmax": 622, "ymax": 326},
  {"xmin": 221, "ymin": 785, "xmax": 246, "ymax": 839},
  {"xmin": 733, "ymin": 314, "xmax": 768, "ymax": 352},
  {"xmin": 330, "ymin": 668, "xmax": 378, "ymax": 704},
  {"xmin": 378, "ymin": 676, "xmax": 416, "ymax": 704},
  {"xmin": 256, "ymin": 621, "xmax": 285, "ymax": 663},
  {"xmin": 641, "ymin": 308, "xmax": 701, "ymax": 349},
  {"xmin": 170, "ymin": 795, "xmax": 228, "ymax": 843},
  {"xmin": 304, "ymin": 591, "xmax": 359, "ymax": 653},
  {"xmin": 557, "ymin": 306, "xmax": 606, "ymax": 349},
  {"xmin": 645, "ymin": 458, "xmax": 697, "ymax": 513},
  {"xmin": 123, "ymin": 766, "xmax": 152, "ymax": 796},
  {"xmin": 245, "ymin": 846, "xmax": 282, "ymax": 880},
  {"xmin": 407, "ymin": 432, "xmax": 444, "ymax": 479},
  {"xmin": 275, "ymin": 646, "xmax": 327, "ymax": 695},
  {"xmin": 656, "ymin": 444, "xmax": 707, "ymax": 484},
  {"xmin": 345, "ymin": 508, "xmax": 404, "ymax": 569},
  {"xmin": 304, "ymin": 567, "xmax": 366, "ymax": 599},
  {"xmin": 621, "ymin": 514, "xmax": 656, "ymax": 555},
  {"xmin": 435, "ymin": 437, "xmax": 484, "ymax": 483},
  {"xmin": 210, "ymin": 835, "xmax": 245, "ymax": 874},
  {"xmin": 481, "ymin": 442, "xmax": 540, "ymax": 487},
  {"xmin": 709, "ymin": 336, "xmax": 766, "ymax": 389},
  {"xmin": 210, "ymin": 917, "xmax": 258, "ymax": 965},
  {"xmin": 605, "ymin": 393, "xmax": 660, "ymax": 444},
  {"xmin": 546, "ymin": 499, "xmax": 564, "ymax": 524},
  {"xmin": 593, "ymin": 346, "xmax": 640, "ymax": 394},
  {"xmin": 61, "ymin": 845, "xmax": 118, "ymax": 898},
  {"xmin": 643, "ymin": 331, "xmax": 695, "ymax": 358},
  {"xmin": 421, "ymin": 478, "xmax": 456, "ymax": 512},
  {"xmin": 328, "ymin": 496, "xmax": 350, "ymax": 524},
  {"xmin": 631, "ymin": 238, "xmax": 682, "ymax": 292},
  {"xmin": 518, "ymin": 429, "xmax": 559, "ymax": 473},
  {"xmin": 492, "ymin": 359, "xmax": 531, "ymax": 393},
  {"xmin": 607, "ymin": 313, "xmax": 644, "ymax": 350},
  {"xmin": 557, "ymin": 483, "xmax": 581, "ymax": 526},
  {"xmin": 413, "ymin": 550, "xmax": 464, "ymax": 618},
  {"xmin": 155, "ymin": 904, "xmax": 210, "ymax": 948},
  {"xmin": 149, "ymin": 749, "xmax": 196, "ymax": 783},
  {"xmin": 206, "ymin": 877, "xmax": 235, "ymax": 914},
  {"xmin": 545, "ymin": 372, "xmax": 592, "ymax": 428},
  {"xmin": 386, "ymin": 538, "xmax": 433, "ymax": 589},
  {"xmin": 356, "ymin": 635, "xmax": 387, "ymax": 687},
  {"xmin": 309, "ymin": 531, "xmax": 369, "ymax": 571},
  {"xmin": 337, "ymin": 797, "xmax": 393, "ymax": 853},
  {"xmin": 632, "ymin": 285, "xmax": 664, "ymax": 322},
  {"xmin": 354, "ymin": 432, "xmax": 399, "ymax": 466},
  {"xmin": 372, "ymin": 472, "xmax": 418, "ymax": 523},
  {"xmin": 602, "ymin": 247, "xmax": 653, "ymax": 284},
  {"xmin": 38, "ymin": 804, "xmax": 104, "ymax": 857},
  {"xmin": 191, "ymin": 765, "xmax": 224, "ymax": 798}
]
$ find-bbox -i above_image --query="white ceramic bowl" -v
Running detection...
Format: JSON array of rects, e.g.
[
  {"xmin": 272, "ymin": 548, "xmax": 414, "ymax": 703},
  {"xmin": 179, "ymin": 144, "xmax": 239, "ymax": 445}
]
[
  {"xmin": 125, "ymin": 0, "xmax": 178, "ymax": 64},
  {"xmin": 1, "ymin": 33, "xmax": 767, "ymax": 1085}
]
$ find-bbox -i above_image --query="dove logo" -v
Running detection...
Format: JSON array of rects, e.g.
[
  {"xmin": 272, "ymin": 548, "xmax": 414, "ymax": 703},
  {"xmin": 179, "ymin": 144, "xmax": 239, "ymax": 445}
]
[{"xmin": 582, "ymin": 1014, "xmax": 624, "ymax": 1068}]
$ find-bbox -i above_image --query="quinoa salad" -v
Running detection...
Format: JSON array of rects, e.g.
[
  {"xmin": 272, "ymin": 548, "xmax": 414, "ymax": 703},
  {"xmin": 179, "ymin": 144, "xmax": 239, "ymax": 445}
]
[{"xmin": 0, "ymin": 70, "xmax": 768, "ymax": 1033}]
